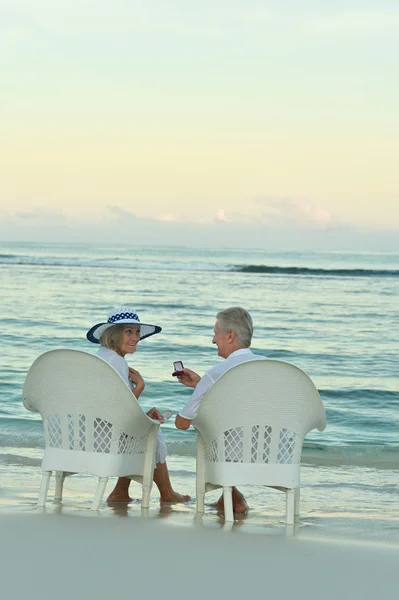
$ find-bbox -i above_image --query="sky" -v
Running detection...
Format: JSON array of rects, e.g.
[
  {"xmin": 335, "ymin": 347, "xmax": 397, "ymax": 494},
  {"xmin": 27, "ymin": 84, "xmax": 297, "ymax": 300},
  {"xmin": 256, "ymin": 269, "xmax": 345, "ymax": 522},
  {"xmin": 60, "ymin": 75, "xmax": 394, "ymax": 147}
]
[{"xmin": 1, "ymin": 1, "xmax": 398, "ymax": 250}]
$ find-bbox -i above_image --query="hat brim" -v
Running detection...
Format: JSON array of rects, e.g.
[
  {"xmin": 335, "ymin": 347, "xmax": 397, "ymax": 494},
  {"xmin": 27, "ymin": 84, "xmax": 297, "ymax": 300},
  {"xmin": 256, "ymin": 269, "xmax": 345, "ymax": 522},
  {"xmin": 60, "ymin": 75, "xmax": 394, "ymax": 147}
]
[{"xmin": 86, "ymin": 320, "xmax": 162, "ymax": 344}]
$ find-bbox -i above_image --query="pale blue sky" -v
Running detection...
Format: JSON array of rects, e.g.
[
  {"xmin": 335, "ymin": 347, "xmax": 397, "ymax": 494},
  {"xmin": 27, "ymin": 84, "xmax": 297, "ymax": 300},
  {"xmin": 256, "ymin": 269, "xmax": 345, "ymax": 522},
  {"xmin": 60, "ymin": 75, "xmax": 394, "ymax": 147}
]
[{"xmin": 1, "ymin": 1, "xmax": 398, "ymax": 249}]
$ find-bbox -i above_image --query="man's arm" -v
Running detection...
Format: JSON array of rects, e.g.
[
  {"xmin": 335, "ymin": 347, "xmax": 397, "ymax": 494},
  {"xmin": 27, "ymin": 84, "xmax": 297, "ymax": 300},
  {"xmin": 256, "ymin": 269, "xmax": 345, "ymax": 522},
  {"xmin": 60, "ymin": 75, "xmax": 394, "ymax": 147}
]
[
  {"xmin": 174, "ymin": 373, "xmax": 214, "ymax": 428},
  {"xmin": 174, "ymin": 367, "xmax": 201, "ymax": 430}
]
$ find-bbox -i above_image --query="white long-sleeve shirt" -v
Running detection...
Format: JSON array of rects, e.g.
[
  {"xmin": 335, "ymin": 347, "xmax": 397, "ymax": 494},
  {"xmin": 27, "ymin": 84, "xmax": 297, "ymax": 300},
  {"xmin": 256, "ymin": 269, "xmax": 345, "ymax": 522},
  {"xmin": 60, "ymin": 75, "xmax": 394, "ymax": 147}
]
[{"xmin": 179, "ymin": 348, "xmax": 267, "ymax": 421}]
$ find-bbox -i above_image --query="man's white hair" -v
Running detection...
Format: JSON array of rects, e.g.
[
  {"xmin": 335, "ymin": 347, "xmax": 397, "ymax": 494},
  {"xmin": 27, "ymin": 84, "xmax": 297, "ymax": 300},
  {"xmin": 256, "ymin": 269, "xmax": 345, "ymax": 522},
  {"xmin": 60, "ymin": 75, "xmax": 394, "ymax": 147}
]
[{"xmin": 216, "ymin": 307, "xmax": 253, "ymax": 347}]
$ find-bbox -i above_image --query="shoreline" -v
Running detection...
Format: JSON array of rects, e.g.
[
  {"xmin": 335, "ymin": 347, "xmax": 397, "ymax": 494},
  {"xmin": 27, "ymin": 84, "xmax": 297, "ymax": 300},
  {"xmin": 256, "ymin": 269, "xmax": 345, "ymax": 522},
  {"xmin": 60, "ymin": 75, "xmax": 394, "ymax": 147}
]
[{"xmin": 1, "ymin": 453, "xmax": 399, "ymax": 546}]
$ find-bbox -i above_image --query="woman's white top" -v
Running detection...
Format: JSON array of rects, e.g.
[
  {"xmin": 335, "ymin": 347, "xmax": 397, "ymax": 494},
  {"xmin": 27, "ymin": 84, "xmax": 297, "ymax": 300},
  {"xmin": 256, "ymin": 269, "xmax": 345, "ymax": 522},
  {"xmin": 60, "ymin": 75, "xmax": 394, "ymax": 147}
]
[
  {"xmin": 96, "ymin": 347, "xmax": 167, "ymax": 464},
  {"xmin": 96, "ymin": 347, "xmax": 133, "ymax": 390}
]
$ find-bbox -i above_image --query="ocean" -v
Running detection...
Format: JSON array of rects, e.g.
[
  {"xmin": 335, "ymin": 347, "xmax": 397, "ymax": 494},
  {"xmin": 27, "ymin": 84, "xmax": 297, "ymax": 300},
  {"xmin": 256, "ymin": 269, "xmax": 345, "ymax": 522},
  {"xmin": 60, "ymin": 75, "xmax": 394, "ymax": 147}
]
[{"xmin": 1, "ymin": 241, "xmax": 398, "ymax": 536}]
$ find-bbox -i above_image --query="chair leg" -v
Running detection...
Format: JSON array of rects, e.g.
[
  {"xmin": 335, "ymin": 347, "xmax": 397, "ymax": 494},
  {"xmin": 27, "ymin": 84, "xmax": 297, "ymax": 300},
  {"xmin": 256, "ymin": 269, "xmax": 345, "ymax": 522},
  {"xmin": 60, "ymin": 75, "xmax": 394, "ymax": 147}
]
[
  {"xmin": 141, "ymin": 425, "xmax": 158, "ymax": 509},
  {"xmin": 196, "ymin": 431, "xmax": 206, "ymax": 514},
  {"xmin": 38, "ymin": 470, "xmax": 52, "ymax": 507},
  {"xmin": 196, "ymin": 472, "xmax": 205, "ymax": 514},
  {"xmin": 294, "ymin": 487, "xmax": 300, "ymax": 518},
  {"xmin": 54, "ymin": 471, "xmax": 65, "ymax": 502},
  {"xmin": 142, "ymin": 485, "xmax": 151, "ymax": 509},
  {"xmin": 91, "ymin": 477, "xmax": 108, "ymax": 511},
  {"xmin": 286, "ymin": 488, "xmax": 295, "ymax": 525},
  {"xmin": 223, "ymin": 486, "xmax": 234, "ymax": 522},
  {"xmin": 196, "ymin": 492, "xmax": 205, "ymax": 514}
]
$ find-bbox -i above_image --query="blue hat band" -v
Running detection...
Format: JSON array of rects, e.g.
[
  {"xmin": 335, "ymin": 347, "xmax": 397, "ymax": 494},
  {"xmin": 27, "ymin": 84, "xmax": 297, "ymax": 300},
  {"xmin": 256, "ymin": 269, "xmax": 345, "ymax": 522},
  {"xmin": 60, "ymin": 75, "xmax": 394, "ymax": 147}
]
[{"xmin": 108, "ymin": 312, "xmax": 139, "ymax": 323}]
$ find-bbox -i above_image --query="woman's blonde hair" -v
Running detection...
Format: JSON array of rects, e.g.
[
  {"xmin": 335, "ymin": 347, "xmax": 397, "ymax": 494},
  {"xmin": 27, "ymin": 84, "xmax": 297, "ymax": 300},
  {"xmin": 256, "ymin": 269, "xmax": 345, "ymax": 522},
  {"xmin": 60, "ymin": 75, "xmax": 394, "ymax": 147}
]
[
  {"xmin": 216, "ymin": 307, "xmax": 253, "ymax": 347},
  {"xmin": 99, "ymin": 324, "xmax": 125, "ymax": 352}
]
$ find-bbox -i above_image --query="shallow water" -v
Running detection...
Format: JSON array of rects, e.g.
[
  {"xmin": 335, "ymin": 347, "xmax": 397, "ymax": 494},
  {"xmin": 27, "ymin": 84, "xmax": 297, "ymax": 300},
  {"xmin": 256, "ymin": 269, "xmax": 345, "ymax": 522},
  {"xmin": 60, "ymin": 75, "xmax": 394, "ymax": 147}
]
[{"xmin": 1, "ymin": 241, "xmax": 398, "ymax": 527}]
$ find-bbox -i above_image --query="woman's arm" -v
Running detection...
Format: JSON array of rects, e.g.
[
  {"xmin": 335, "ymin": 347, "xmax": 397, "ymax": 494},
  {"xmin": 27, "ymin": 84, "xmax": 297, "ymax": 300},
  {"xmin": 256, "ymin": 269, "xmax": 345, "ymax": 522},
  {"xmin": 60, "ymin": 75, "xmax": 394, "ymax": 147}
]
[
  {"xmin": 128, "ymin": 367, "xmax": 145, "ymax": 399},
  {"xmin": 175, "ymin": 414, "xmax": 192, "ymax": 430}
]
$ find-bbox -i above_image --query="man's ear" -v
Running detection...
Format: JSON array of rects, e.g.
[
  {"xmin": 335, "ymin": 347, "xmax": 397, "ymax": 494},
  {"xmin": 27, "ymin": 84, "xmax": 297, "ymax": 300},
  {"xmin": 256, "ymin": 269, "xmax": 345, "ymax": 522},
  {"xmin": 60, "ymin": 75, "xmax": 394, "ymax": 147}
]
[{"xmin": 228, "ymin": 330, "xmax": 237, "ymax": 343}]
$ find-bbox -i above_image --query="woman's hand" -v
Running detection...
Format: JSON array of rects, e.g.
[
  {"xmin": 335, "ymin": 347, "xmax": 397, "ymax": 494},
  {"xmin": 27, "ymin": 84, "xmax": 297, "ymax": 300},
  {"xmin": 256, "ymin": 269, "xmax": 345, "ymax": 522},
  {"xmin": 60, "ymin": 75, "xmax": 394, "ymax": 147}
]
[
  {"xmin": 128, "ymin": 367, "xmax": 145, "ymax": 399},
  {"xmin": 174, "ymin": 367, "xmax": 201, "ymax": 388},
  {"xmin": 146, "ymin": 407, "xmax": 165, "ymax": 423}
]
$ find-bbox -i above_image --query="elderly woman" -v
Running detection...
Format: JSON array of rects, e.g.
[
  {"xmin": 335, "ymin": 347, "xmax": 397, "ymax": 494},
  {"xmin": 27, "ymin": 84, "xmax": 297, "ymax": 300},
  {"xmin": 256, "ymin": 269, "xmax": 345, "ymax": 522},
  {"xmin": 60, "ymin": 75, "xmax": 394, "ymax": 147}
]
[{"xmin": 86, "ymin": 306, "xmax": 190, "ymax": 504}]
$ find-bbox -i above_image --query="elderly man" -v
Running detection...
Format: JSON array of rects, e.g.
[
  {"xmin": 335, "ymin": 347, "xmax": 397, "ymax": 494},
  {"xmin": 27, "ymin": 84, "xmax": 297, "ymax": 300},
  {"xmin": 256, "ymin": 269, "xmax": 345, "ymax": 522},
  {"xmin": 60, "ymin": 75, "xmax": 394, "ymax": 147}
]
[{"xmin": 174, "ymin": 306, "xmax": 266, "ymax": 514}]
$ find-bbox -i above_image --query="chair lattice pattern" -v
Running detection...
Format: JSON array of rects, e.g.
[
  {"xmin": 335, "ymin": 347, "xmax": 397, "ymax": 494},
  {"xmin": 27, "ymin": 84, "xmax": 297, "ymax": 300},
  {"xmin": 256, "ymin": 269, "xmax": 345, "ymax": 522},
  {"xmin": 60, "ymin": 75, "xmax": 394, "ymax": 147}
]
[
  {"xmin": 277, "ymin": 428, "xmax": 297, "ymax": 464},
  {"xmin": 224, "ymin": 427, "xmax": 243, "ymax": 463},
  {"xmin": 118, "ymin": 433, "xmax": 147, "ymax": 455},
  {"xmin": 93, "ymin": 418, "xmax": 113, "ymax": 453},
  {"xmin": 68, "ymin": 414, "xmax": 74, "ymax": 450},
  {"xmin": 262, "ymin": 426, "xmax": 272, "ymax": 463},
  {"xmin": 79, "ymin": 414, "xmax": 86, "ymax": 451},
  {"xmin": 46, "ymin": 414, "xmax": 147, "ymax": 455},
  {"xmin": 204, "ymin": 439, "xmax": 218, "ymax": 462},
  {"xmin": 251, "ymin": 425, "xmax": 259, "ymax": 463},
  {"xmin": 47, "ymin": 414, "xmax": 62, "ymax": 448}
]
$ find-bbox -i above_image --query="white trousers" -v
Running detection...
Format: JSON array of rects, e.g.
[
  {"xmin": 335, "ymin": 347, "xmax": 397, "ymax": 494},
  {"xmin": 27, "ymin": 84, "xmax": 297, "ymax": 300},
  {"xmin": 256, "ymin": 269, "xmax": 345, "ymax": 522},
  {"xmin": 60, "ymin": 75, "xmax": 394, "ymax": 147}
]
[{"xmin": 156, "ymin": 429, "xmax": 167, "ymax": 464}]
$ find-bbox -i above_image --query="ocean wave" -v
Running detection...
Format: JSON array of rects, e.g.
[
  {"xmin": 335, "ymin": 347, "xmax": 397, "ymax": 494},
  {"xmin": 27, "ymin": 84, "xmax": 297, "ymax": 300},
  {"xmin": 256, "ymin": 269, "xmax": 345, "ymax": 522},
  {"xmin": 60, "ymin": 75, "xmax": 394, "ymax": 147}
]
[
  {"xmin": 164, "ymin": 441, "xmax": 399, "ymax": 469},
  {"xmin": 1, "ymin": 430, "xmax": 398, "ymax": 469},
  {"xmin": 300, "ymin": 443, "xmax": 399, "ymax": 469},
  {"xmin": 0, "ymin": 453, "xmax": 41, "ymax": 467},
  {"xmin": 0, "ymin": 255, "xmax": 142, "ymax": 269},
  {"xmin": 2, "ymin": 254, "xmax": 399, "ymax": 278},
  {"xmin": 0, "ymin": 420, "xmax": 44, "ymax": 449},
  {"xmin": 320, "ymin": 389, "xmax": 399, "ymax": 410},
  {"xmin": 0, "ymin": 255, "xmax": 227, "ymax": 271},
  {"xmin": 233, "ymin": 265, "xmax": 399, "ymax": 277}
]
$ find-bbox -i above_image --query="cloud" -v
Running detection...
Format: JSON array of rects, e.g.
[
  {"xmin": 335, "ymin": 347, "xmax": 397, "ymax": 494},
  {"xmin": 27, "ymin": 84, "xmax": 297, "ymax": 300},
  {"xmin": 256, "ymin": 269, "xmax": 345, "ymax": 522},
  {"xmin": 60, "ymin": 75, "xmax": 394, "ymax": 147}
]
[
  {"xmin": 1, "ymin": 203, "xmax": 398, "ymax": 252},
  {"xmin": 309, "ymin": 9, "xmax": 399, "ymax": 35},
  {"xmin": 254, "ymin": 197, "xmax": 335, "ymax": 229},
  {"xmin": 156, "ymin": 214, "xmax": 178, "ymax": 222},
  {"xmin": 214, "ymin": 209, "xmax": 228, "ymax": 222},
  {"xmin": 12, "ymin": 208, "xmax": 68, "ymax": 223},
  {"xmin": 106, "ymin": 205, "xmax": 136, "ymax": 220},
  {"xmin": 205, "ymin": 197, "xmax": 336, "ymax": 229},
  {"xmin": 0, "ymin": 1, "xmax": 228, "ymax": 41}
]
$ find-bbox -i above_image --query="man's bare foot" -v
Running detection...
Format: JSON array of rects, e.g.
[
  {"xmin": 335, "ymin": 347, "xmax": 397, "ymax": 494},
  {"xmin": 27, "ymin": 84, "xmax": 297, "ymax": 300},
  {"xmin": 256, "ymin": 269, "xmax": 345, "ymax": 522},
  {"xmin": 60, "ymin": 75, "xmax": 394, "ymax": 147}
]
[
  {"xmin": 107, "ymin": 491, "xmax": 132, "ymax": 504},
  {"xmin": 210, "ymin": 487, "xmax": 248, "ymax": 514},
  {"xmin": 107, "ymin": 477, "xmax": 132, "ymax": 504},
  {"xmin": 159, "ymin": 491, "xmax": 191, "ymax": 504},
  {"xmin": 210, "ymin": 495, "xmax": 224, "ymax": 510}
]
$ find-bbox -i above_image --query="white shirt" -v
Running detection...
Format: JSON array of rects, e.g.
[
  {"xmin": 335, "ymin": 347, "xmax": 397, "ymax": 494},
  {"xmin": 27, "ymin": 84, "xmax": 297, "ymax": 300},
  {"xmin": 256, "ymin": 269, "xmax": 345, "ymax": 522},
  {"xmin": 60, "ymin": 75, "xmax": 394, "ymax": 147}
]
[
  {"xmin": 96, "ymin": 347, "xmax": 132, "ymax": 390},
  {"xmin": 179, "ymin": 348, "xmax": 267, "ymax": 421},
  {"xmin": 96, "ymin": 347, "xmax": 167, "ymax": 463}
]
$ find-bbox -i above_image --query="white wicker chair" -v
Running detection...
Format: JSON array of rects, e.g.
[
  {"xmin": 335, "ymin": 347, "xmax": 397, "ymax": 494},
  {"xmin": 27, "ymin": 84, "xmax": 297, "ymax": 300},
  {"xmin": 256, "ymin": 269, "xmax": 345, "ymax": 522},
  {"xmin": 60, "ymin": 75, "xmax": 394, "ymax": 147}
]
[
  {"xmin": 192, "ymin": 359, "xmax": 326, "ymax": 523},
  {"xmin": 22, "ymin": 349, "xmax": 160, "ymax": 510}
]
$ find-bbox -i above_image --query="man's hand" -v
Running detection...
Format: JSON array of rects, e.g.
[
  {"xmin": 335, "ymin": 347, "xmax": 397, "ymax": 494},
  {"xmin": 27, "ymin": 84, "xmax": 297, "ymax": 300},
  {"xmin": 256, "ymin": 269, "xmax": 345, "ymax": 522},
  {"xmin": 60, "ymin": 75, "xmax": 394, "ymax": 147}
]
[
  {"xmin": 174, "ymin": 367, "xmax": 201, "ymax": 388},
  {"xmin": 146, "ymin": 407, "xmax": 165, "ymax": 423}
]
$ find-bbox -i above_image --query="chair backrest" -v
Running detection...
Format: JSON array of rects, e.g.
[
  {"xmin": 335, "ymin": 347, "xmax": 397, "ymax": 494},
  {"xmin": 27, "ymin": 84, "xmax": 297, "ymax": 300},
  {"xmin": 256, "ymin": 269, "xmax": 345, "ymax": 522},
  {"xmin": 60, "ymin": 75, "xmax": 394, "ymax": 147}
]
[
  {"xmin": 193, "ymin": 359, "xmax": 326, "ymax": 468},
  {"xmin": 23, "ymin": 349, "xmax": 153, "ymax": 457}
]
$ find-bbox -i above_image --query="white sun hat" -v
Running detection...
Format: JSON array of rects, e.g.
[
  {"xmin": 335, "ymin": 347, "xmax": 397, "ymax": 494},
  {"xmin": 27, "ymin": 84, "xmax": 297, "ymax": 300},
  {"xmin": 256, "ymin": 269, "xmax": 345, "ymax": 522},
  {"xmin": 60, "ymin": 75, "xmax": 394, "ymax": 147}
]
[{"xmin": 86, "ymin": 306, "xmax": 162, "ymax": 344}]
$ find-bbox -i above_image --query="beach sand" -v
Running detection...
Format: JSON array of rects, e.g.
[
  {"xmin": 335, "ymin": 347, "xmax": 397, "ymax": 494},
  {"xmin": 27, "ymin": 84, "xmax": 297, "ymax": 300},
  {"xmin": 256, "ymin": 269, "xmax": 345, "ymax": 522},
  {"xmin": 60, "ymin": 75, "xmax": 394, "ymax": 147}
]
[
  {"xmin": 1, "ymin": 455, "xmax": 399, "ymax": 600},
  {"xmin": 1, "ymin": 509, "xmax": 399, "ymax": 600}
]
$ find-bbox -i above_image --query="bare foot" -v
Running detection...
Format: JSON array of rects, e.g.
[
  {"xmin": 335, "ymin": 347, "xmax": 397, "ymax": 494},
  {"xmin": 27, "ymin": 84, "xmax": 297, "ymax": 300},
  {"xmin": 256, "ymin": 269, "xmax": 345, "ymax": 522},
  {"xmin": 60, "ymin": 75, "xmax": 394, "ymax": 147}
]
[
  {"xmin": 160, "ymin": 491, "xmax": 191, "ymax": 504},
  {"xmin": 107, "ymin": 477, "xmax": 132, "ymax": 504},
  {"xmin": 211, "ymin": 487, "xmax": 248, "ymax": 514},
  {"xmin": 107, "ymin": 491, "xmax": 132, "ymax": 504},
  {"xmin": 233, "ymin": 494, "xmax": 248, "ymax": 514},
  {"xmin": 210, "ymin": 496, "xmax": 224, "ymax": 510}
]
